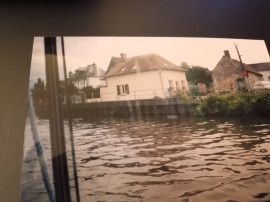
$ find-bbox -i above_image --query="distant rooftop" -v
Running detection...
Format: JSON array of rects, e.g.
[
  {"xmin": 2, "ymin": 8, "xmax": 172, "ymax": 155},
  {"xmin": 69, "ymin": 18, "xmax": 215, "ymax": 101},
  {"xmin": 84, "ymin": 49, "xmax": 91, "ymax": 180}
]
[
  {"xmin": 248, "ymin": 62, "xmax": 270, "ymax": 72},
  {"xmin": 69, "ymin": 63, "xmax": 105, "ymax": 79},
  {"xmin": 215, "ymin": 50, "xmax": 262, "ymax": 76}
]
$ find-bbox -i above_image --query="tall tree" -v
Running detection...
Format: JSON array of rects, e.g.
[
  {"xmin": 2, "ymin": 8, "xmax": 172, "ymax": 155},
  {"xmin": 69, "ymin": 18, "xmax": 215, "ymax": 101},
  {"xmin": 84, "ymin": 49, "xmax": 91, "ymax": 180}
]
[
  {"xmin": 31, "ymin": 78, "xmax": 46, "ymax": 107},
  {"xmin": 58, "ymin": 81, "xmax": 79, "ymax": 104},
  {"xmin": 186, "ymin": 66, "xmax": 212, "ymax": 84}
]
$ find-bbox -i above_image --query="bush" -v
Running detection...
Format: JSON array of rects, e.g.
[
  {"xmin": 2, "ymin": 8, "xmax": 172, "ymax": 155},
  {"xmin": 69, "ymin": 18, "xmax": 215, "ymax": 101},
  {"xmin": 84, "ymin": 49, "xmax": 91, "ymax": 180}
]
[
  {"xmin": 194, "ymin": 92, "xmax": 270, "ymax": 117},
  {"xmin": 253, "ymin": 92, "xmax": 270, "ymax": 117},
  {"xmin": 226, "ymin": 92, "xmax": 254, "ymax": 116},
  {"xmin": 189, "ymin": 86, "xmax": 200, "ymax": 96},
  {"xmin": 176, "ymin": 90, "xmax": 192, "ymax": 105},
  {"xmin": 199, "ymin": 93, "xmax": 229, "ymax": 116}
]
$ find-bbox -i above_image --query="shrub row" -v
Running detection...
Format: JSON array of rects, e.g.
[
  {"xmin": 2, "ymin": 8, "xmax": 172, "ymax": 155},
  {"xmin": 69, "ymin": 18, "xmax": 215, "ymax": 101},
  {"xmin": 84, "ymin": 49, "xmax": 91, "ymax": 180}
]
[{"xmin": 194, "ymin": 92, "xmax": 270, "ymax": 117}]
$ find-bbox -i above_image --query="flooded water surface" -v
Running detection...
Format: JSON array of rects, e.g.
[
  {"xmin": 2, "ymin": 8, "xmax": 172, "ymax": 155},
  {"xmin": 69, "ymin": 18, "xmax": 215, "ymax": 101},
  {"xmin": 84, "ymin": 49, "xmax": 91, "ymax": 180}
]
[{"xmin": 22, "ymin": 116, "xmax": 270, "ymax": 202}]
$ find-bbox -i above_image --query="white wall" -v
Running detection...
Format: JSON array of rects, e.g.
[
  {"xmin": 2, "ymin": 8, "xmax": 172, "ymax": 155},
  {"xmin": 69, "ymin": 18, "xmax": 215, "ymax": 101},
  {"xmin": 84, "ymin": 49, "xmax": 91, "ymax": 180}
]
[
  {"xmin": 73, "ymin": 77, "xmax": 102, "ymax": 89},
  {"xmin": 100, "ymin": 70, "xmax": 187, "ymax": 101},
  {"xmin": 162, "ymin": 70, "xmax": 188, "ymax": 90},
  {"xmin": 260, "ymin": 71, "xmax": 270, "ymax": 81},
  {"xmin": 73, "ymin": 79, "xmax": 86, "ymax": 89},
  {"xmin": 87, "ymin": 77, "xmax": 101, "ymax": 88}
]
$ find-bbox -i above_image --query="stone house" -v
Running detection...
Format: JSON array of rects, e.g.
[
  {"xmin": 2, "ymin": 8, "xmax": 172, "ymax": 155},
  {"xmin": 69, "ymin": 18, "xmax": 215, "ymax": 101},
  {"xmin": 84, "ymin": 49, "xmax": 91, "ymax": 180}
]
[
  {"xmin": 197, "ymin": 83, "xmax": 210, "ymax": 95},
  {"xmin": 248, "ymin": 62, "xmax": 270, "ymax": 81},
  {"xmin": 69, "ymin": 63, "xmax": 105, "ymax": 89},
  {"xmin": 100, "ymin": 53, "xmax": 188, "ymax": 101},
  {"xmin": 212, "ymin": 50, "xmax": 263, "ymax": 93}
]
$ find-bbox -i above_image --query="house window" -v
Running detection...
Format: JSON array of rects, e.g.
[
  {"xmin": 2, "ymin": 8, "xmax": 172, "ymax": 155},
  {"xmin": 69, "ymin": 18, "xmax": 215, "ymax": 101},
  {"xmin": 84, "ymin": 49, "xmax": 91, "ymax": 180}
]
[
  {"xmin": 268, "ymin": 76, "xmax": 270, "ymax": 81},
  {"xmin": 117, "ymin": 84, "xmax": 129, "ymax": 95},
  {"xmin": 168, "ymin": 80, "xmax": 174, "ymax": 90},
  {"xmin": 176, "ymin": 81, "xmax": 180, "ymax": 90}
]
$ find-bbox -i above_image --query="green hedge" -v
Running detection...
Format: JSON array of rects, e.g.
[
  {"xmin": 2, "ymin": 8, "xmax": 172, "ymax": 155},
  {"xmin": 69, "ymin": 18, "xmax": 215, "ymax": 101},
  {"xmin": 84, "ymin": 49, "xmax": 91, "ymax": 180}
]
[{"xmin": 194, "ymin": 92, "xmax": 270, "ymax": 117}]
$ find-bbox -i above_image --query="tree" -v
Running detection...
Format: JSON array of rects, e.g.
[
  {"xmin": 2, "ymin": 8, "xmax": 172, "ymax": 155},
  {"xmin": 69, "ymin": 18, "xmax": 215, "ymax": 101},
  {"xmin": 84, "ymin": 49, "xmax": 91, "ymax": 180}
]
[
  {"xmin": 59, "ymin": 82, "xmax": 78, "ymax": 96},
  {"xmin": 31, "ymin": 78, "xmax": 46, "ymax": 107},
  {"xmin": 180, "ymin": 62, "xmax": 191, "ymax": 70},
  {"xmin": 186, "ymin": 66, "xmax": 212, "ymax": 84},
  {"xmin": 82, "ymin": 86, "xmax": 100, "ymax": 99},
  {"xmin": 57, "ymin": 82, "xmax": 79, "ymax": 103}
]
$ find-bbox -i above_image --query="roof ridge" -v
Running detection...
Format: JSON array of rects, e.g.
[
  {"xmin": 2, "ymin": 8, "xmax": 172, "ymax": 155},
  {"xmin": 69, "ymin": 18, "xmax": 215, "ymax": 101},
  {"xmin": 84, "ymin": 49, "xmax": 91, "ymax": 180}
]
[
  {"xmin": 248, "ymin": 62, "xmax": 270, "ymax": 65},
  {"xmin": 125, "ymin": 53, "xmax": 157, "ymax": 60},
  {"xmin": 112, "ymin": 53, "xmax": 157, "ymax": 59}
]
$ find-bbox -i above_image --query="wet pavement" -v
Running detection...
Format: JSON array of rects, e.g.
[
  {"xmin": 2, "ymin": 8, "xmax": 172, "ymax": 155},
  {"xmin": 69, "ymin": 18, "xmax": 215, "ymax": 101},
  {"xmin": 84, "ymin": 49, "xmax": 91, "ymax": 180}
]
[{"xmin": 22, "ymin": 116, "xmax": 270, "ymax": 202}]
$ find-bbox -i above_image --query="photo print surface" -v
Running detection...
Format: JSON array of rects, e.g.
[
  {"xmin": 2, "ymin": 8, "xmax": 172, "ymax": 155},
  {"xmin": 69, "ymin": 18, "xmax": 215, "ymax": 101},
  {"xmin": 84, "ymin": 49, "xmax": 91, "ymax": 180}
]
[{"xmin": 21, "ymin": 37, "xmax": 270, "ymax": 202}]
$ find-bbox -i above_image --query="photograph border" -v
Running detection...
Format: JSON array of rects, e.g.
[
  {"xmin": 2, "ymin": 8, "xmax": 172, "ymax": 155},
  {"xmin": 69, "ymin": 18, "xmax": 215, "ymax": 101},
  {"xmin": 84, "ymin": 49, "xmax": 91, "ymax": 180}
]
[{"xmin": 1, "ymin": 1, "xmax": 270, "ymax": 201}]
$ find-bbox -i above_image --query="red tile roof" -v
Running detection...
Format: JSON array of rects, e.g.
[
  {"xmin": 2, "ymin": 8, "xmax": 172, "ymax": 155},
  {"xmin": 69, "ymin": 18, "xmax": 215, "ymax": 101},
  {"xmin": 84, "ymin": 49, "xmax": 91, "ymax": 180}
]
[{"xmin": 231, "ymin": 59, "xmax": 262, "ymax": 76}]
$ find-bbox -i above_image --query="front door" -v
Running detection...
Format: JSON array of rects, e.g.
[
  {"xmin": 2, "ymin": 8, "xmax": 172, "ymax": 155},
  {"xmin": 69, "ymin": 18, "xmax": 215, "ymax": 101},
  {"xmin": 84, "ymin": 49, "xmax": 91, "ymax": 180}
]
[{"xmin": 236, "ymin": 79, "xmax": 246, "ymax": 91}]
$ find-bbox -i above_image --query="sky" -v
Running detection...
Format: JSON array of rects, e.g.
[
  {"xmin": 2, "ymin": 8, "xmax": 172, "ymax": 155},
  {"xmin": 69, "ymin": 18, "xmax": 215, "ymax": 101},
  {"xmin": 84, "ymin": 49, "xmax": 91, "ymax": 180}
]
[{"xmin": 30, "ymin": 37, "xmax": 270, "ymax": 84}]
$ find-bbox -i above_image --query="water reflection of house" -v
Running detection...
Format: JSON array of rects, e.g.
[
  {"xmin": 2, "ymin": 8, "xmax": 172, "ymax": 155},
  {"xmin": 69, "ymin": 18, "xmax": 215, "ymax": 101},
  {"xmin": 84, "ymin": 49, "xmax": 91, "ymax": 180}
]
[
  {"xmin": 100, "ymin": 53, "xmax": 188, "ymax": 101},
  {"xmin": 248, "ymin": 62, "xmax": 270, "ymax": 81},
  {"xmin": 212, "ymin": 50, "xmax": 263, "ymax": 93},
  {"xmin": 69, "ymin": 63, "xmax": 105, "ymax": 89}
]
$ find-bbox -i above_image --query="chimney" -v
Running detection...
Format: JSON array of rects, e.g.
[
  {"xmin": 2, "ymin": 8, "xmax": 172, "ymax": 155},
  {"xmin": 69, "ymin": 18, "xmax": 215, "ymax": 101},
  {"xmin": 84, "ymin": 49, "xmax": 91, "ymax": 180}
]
[
  {"xmin": 69, "ymin": 71, "xmax": 73, "ymax": 78},
  {"xmin": 120, "ymin": 53, "xmax": 127, "ymax": 62},
  {"xmin": 92, "ymin": 62, "xmax": 97, "ymax": 74},
  {"xmin": 224, "ymin": 50, "xmax": 231, "ymax": 58}
]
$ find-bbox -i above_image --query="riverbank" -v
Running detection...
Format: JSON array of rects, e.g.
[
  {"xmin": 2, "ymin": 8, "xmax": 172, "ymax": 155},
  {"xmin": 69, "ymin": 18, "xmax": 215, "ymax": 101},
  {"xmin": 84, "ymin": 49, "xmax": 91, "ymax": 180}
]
[
  {"xmin": 36, "ymin": 97, "xmax": 199, "ymax": 119},
  {"xmin": 194, "ymin": 91, "xmax": 270, "ymax": 118},
  {"xmin": 35, "ymin": 92, "xmax": 270, "ymax": 119}
]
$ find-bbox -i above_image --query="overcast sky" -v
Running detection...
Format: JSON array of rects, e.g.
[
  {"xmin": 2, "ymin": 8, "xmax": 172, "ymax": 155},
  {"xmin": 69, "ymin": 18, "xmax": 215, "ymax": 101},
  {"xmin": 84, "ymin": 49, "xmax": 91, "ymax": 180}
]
[{"xmin": 30, "ymin": 37, "xmax": 270, "ymax": 83}]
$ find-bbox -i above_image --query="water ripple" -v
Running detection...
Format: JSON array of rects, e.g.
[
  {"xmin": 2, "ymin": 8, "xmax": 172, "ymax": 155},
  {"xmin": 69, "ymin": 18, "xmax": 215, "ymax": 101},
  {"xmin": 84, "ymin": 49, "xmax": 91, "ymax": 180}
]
[{"xmin": 22, "ymin": 117, "xmax": 270, "ymax": 202}]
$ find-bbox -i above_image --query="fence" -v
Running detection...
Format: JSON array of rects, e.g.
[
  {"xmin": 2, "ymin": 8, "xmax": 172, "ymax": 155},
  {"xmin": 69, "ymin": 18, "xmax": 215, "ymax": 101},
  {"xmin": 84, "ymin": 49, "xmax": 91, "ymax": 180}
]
[{"xmin": 86, "ymin": 88, "xmax": 191, "ymax": 103}]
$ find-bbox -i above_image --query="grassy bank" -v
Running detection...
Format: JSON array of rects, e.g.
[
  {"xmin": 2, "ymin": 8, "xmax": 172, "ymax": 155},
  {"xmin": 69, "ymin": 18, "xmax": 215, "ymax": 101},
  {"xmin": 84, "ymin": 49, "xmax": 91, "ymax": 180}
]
[{"xmin": 194, "ymin": 92, "xmax": 270, "ymax": 118}]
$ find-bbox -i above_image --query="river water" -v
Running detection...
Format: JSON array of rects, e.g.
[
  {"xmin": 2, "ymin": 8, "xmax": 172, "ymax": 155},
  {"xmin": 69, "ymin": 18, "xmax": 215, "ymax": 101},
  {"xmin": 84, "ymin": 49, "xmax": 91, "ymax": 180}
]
[{"xmin": 21, "ymin": 115, "xmax": 270, "ymax": 202}]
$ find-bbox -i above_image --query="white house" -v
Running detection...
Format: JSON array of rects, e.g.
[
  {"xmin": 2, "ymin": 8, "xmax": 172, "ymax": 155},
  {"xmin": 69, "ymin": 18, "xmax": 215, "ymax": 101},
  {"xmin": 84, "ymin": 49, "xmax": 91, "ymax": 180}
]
[
  {"xmin": 100, "ymin": 53, "xmax": 188, "ymax": 101},
  {"xmin": 249, "ymin": 62, "xmax": 270, "ymax": 81},
  {"xmin": 69, "ymin": 63, "xmax": 105, "ymax": 89}
]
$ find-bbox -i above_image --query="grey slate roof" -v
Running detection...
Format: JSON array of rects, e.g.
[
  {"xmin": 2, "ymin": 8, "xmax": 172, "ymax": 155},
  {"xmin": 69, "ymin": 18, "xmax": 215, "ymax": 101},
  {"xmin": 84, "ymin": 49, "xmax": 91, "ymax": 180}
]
[
  {"xmin": 105, "ymin": 53, "xmax": 186, "ymax": 77},
  {"xmin": 69, "ymin": 63, "xmax": 105, "ymax": 80},
  {"xmin": 248, "ymin": 62, "xmax": 270, "ymax": 72}
]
